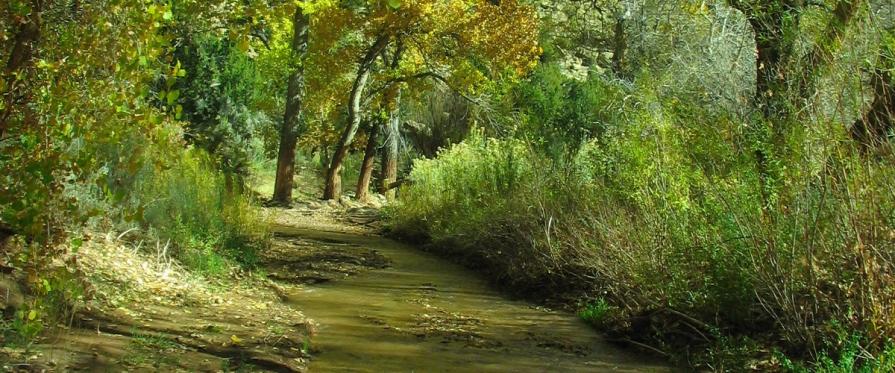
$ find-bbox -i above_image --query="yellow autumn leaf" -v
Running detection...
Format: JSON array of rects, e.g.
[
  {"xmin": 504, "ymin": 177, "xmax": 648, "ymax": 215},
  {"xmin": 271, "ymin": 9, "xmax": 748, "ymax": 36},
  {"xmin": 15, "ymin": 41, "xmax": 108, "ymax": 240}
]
[{"xmin": 230, "ymin": 335, "xmax": 242, "ymax": 344}]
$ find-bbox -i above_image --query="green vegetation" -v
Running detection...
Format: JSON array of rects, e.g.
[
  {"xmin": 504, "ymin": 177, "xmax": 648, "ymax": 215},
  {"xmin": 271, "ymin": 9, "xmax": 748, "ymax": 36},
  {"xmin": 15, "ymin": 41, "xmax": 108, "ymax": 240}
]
[
  {"xmin": 139, "ymin": 148, "xmax": 268, "ymax": 272},
  {"xmin": 2, "ymin": 0, "xmax": 894, "ymax": 370},
  {"xmin": 387, "ymin": 1, "xmax": 895, "ymax": 369},
  {"xmin": 578, "ymin": 299, "xmax": 613, "ymax": 327},
  {"xmin": 0, "ymin": 0, "xmax": 274, "ymax": 348},
  {"xmin": 124, "ymin": 330, "xmax": 183, "ymax": 368}
]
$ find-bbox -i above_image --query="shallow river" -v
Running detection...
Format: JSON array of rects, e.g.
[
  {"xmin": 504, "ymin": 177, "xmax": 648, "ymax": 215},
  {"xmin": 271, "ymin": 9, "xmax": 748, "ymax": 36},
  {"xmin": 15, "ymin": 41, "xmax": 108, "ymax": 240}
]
[{"xmin": 276, "ymin": 226, "xmax": 670, "ymax": 372}]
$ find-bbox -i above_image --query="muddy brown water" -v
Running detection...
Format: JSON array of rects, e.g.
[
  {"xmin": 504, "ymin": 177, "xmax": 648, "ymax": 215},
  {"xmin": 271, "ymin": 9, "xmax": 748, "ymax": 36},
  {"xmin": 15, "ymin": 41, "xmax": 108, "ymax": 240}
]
[{"xmin": 273, "ymin": 226, "xmax": 670, "ymax": 372}]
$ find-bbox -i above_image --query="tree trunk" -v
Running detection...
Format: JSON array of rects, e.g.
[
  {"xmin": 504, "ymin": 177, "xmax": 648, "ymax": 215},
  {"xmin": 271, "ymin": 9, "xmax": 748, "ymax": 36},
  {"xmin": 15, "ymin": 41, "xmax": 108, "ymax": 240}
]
[
  {"xmin": 1, "ymin": 0, "xmax": 42, "ymax": 139},
  {"xmin": 730, "ymin": 0, "xmax": 861, "ymax": 118},
  {"xmin": 379, "ymin": 90, "xmax": 401, "ymax": 201},
  {"xmin": 728, "ymin": 0, "xmax": 804, "ymax": 203},
  {"xmin": 728, "ymin": 0, "xmax": 863, "ymax": 200},
  {"xmin": 355, "ymin": 119, "xmax": 380, "ymax": 202},
  {"xmin": 323, "ymin": 34, "xmax": 391, "ymax": 200},
  {"xmin": 798, "ymin": 0, "xmax": 862, "ymax": 99},
  {"xmin": 851, "ymin": 68, "xmax": 893, "ymax": 149},
  {"xmin": 271, "ymin": 7, "xmax": 309, "ymax": 205},
  {"xmin": 610, "ymin": 13, "xmax": 626, "ymax": 77}
]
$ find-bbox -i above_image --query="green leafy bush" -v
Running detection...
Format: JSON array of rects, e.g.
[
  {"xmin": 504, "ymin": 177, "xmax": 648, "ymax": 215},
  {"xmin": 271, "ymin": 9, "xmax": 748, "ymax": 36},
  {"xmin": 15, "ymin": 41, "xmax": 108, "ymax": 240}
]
[
  {"xmin": 170, "ymin": 35, "xmax": 278, "ymax": 181},
  {"xmin": 138, "ymin": 148, "xmax": 268, "ymax": 273},
  {"xmin": 578, "ymin": 298, "xmax": 613, "ymax": 327},
  {"xmin": 388, "ymin": 72, "xmax": 895, "ymax": 368},
  {"xmin": 514, "ymin": 63, "xmax": 626, "ymax": 160}
]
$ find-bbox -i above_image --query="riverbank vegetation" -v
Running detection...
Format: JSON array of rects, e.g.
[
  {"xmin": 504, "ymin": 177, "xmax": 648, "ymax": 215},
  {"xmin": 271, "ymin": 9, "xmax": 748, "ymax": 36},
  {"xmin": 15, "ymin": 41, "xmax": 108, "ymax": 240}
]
[
  {"xmin": 2, "ymin": 0, "xmax": 893, "ymax": 370},
  {"xmin": 388, "ymin": 1, "xmax": 895, "ymax": 370}
]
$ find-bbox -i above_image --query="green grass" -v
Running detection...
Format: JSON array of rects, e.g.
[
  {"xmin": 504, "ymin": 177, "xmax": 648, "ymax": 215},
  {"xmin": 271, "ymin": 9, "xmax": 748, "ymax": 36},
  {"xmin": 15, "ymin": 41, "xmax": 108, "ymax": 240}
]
[
  {"xmin": 137, "ymin": 148, "xmax": 269, "ymax": 273},
  {"xmin": 578, "ymin": 299, "xmax": 612, "ymax": 327},
  {"xmin": 778, "ymin": 336, "xmax": 895, "ymax": 372},
  {"xmin": 124, "ymin": 330, "xmax": 182, "ymax": 367}
]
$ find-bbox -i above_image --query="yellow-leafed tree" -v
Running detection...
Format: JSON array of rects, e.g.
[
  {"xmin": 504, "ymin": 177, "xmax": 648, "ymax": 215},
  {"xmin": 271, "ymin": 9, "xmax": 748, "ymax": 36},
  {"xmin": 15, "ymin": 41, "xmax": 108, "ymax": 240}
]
[{"xmin": 300, "ymin": 0, "xmax": 541, "ymax": 200}]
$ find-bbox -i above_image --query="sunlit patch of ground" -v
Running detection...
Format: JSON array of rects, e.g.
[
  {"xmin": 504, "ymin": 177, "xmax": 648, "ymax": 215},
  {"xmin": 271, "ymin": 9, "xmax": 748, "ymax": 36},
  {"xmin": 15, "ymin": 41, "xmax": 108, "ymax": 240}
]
[{"xmin": 10, "ymin": 231, "xmax": 315, "ymax": 372}]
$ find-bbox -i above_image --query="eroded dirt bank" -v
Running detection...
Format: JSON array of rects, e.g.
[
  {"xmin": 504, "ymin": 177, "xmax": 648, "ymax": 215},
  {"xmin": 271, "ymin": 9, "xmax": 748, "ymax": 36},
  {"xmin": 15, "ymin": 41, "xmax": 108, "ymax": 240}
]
[
  {"xmin": 3, "ymin": 227, "xmax": 315, "ymax": 372},
  {"xmin": 0, "ymin": 203, "xmax": 386, "ymax": 372}
]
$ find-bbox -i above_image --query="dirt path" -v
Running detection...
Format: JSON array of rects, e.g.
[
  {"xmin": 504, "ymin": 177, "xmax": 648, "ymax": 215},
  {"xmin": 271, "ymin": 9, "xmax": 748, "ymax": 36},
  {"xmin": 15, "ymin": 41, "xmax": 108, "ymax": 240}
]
[
  {"xmin": 265, "ymin": 206, "xmax": 670, "ymax": 372},
  {"xmin": 5, "ymin": 203, "xmax": 667, "ymax": 372}
]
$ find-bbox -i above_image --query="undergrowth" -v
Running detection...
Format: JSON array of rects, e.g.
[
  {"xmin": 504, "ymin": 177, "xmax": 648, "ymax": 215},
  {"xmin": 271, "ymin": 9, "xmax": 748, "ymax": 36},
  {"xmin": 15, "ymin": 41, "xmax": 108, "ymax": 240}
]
[
  {"xmin": 137, "ymin": 148, "xmax": 269, "ymax": 274},
  {"xmin": 388, "ymin": 106, "xmax": 895, "ymax": 369}
]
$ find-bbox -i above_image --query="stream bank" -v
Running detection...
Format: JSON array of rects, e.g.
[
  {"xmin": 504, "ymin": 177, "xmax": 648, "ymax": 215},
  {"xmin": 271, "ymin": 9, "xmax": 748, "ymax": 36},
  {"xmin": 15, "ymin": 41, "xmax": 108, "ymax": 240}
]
[
  {"xmin": 265, "ymin": 203, "xmax": 670, "ymax": 372},
  {"xmin": 3, "ymin": 202, "xmax": 668, "ymax": 372}
]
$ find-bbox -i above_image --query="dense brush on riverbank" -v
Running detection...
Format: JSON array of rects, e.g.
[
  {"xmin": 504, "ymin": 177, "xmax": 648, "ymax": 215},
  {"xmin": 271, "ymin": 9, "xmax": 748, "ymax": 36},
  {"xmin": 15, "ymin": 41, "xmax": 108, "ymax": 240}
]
[{"xmin": 387, "ymin": 117, "xmax": 895, "ymax": 369}]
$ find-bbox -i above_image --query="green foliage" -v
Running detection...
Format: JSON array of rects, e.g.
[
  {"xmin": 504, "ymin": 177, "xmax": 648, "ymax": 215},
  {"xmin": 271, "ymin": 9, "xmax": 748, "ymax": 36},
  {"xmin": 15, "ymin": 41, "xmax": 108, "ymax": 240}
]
[
  {"xmin": 138, "ymin": 148, "xmax": 268, "ymax": 272},
  {"xmin": 777, "ymin": 336, "xmax": 895, "ymax": 373},
  {"xmin": 578, "ymin": 299, "xmax": 612, "ymax": 327},
  {"xmin": 1, "ymin": 268, "xmax": 85, "ymax": 347},
  {"xmin": 2, "ymin": 0, "xmax": 893, "ymax": 369},
  {"xmin": 1, "ymin": 308, "xmax": 43, "ymax": 348},
  {"xmin": 1, "ymin": 1, "xmax": 274, "ymax": 349},
  {"xmin": 1, "ymin": 0, "xmax": 171, "ymax": 250},
  {"xmin": 388, "ymin": 129, "xmax": 532, "ymax": 251},
  {"xmin": 389, "ymin": 68, "xmax": 895, "ymax": 367},
  {"xmin": 170, "ymin": 35, "xmax": 278, "ymax": 179},
  {"xmin": 514, "ymin": 64, "xmax": 625, "ymax": 159}
]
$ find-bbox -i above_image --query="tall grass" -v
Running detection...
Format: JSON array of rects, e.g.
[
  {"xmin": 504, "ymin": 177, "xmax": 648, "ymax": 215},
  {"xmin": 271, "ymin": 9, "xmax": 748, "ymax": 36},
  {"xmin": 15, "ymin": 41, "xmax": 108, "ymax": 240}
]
[
  {"xmin": 388, "ymin": 116, "xmax": 895, "ymax": 368},
  {"xmin": 86, "ymin": 127, "xmax": 271, "ymax": 275},
  {"xmin": 138, "ymin": 148, "xmax": 268, "ymax": 274}
]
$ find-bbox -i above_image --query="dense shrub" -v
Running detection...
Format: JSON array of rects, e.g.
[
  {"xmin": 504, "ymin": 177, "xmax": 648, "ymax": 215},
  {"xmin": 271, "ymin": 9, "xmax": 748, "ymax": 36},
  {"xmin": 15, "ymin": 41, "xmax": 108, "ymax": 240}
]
[
  {"xmin": 137, "ymin": 148, "xmax": 268, "ymax": 273},
  {"xmin": 388, "ymin": 74, "xmax": 895, "ymax": 368},
  {"xmin": 171, "ymin": 35, "xmax": 278, "ymax": 181},
  {"xmin": 514, "ymin": 64, "xmax": 626, "ymax": 159}
]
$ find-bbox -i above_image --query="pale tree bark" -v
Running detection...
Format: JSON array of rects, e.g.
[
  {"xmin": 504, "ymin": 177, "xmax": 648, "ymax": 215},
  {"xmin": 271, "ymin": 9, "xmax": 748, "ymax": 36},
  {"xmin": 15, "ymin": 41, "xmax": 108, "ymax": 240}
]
[
  {"xmin": 728, "ymin": 0, "xmax": 863, "ymax": 121},
  {"xmin": 323, "ymin": 34, "xmax": 391, "ymax": 200},
  {"xmin": 354, "ymin": 119, "xmax": 380, "ymax": 202},
  {"xmin": 379, "ymin": 90, "xmax": 401, "ymax": 201},
  {"xmin": 272, "ymin": 7, "xmax": 310, "ymax": 205},
  {"xmin": 797, "ymin": 0, "xmax": 862, "ymax": 99}
]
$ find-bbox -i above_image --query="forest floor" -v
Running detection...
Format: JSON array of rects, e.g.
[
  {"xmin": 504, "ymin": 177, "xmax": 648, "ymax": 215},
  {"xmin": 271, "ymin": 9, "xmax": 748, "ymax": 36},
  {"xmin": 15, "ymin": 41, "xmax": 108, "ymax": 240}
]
[{"xmin": 0, "ymin": 198, "xmax": 388, "ymax": 372}]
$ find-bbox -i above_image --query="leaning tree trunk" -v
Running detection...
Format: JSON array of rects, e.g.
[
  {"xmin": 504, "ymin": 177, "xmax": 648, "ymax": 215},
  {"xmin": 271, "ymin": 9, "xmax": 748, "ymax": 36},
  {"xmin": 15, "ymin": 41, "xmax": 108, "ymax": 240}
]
[
  {"xmin": 797, "ymin": 0, "xmax": 862, "ymax": 98},
  {"xmin": 355, "ymin": 119, "xmax": 380, "ymax": 202},
  {"xmin": 1, "ymin": 0, "xmax": 42, "ymax": 139},
  {"xmin": 271, "ymin": 7, "xmax": 310, "ymax": 205},
  {"xmin": 728, "ymin": 0, "xmax": 802, "ymax": 204},
  {"xmin": 323, "ymin": 34, "xmax": 390, "ymax": 200},
  {"xmin": 379, "ymin": 90, "xmax": 401, "ymax": 201}
]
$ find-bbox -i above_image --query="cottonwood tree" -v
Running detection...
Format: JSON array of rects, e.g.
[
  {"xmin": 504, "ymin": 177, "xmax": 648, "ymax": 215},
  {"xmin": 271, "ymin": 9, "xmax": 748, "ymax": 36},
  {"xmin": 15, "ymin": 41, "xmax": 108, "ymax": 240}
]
[
  {"xmin": 726, "ymin": 0, "xmax": 865, "ymax": 202},
  {"xmin": 309, "ymin": 0, "xmax": 540, "ymax": 200},
  {"xmin": 354, "ymin": 115, "xmax": 381, "ymax": 202},
  {"xmin": 272, "ymin": 6, "xmax": 310, "ymax": 204}
]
